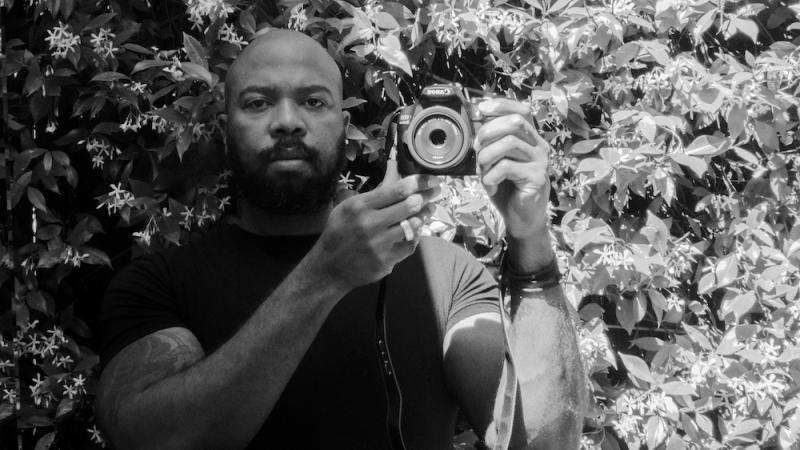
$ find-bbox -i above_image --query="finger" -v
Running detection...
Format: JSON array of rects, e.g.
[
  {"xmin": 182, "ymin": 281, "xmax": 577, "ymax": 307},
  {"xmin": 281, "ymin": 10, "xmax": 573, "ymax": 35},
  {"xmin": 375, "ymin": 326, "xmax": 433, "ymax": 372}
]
[
  {"xmin": 477, "ymin": 98, "xmax": 530, "ymax": 118},
  {"xmin": 482, "ymin": 160, "xmax": 548, "ymax": 192},
  {"xmin": 375, "ymin": 195, "xmax": 437, "ymax": 229},
  {"xmin": 335, "ymin": 187, "xmax": 358, "ymax": 204},
  {"xmin": 476, "ymin": 135, "xmax": 540, "ymax": 175},
  {"xmin": 382, "ymin": 212, "xmax": 428, "ymax": 248},
  {"xmin": 382, "ymin": 158, "xmax": 402, "ymax": 186},
  {"xmin": 475, "ymin": 113, "xmax": 539, "ymax": 150},
  {"xmin": 363, "ymin": 174, "xmax": 439, "ymax": 209}
]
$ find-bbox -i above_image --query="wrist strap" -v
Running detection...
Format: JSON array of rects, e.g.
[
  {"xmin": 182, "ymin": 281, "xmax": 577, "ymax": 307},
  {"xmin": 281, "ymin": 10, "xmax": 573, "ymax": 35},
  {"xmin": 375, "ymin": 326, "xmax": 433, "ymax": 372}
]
[{"xmin": 500, "ymin": 254, "xmax": 561, "ymax": 290}]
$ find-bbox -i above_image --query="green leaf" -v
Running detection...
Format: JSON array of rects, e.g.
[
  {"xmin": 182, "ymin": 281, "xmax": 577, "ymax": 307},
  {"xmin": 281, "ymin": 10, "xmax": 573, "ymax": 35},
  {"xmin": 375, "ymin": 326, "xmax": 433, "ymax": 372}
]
[
  {"xmin": 572, "ymin": 224, "xmax": 615, "ymax": 254},
  {"xmin": 23, "ymin": 60, "xmax": 44, "ymax": 96},
  {"xmin": 26, "ymin": 290, "xmax": 51, "ymax": 314},
  {"xmin": 181, "ymin": 62, "xmax": 214, "ymax": 86},
  {"xmin": 671, "ymin": 154, "xmax": 708, "ymax": 178},
  {"xmin": 695, "ymin": 413, "xmax": 715, "ymax": 436},
  {"xmin": 569, "ymin": 139, "xmax": 603, "ymax": 155},
  {"xmin": 619, "ymin": 352, "xmax": 655, "ymax": 385},
  {"xmin": 660, "ymin": 380, "xmax": 697, "ymax": 396},
  {"xmin": 715, "ymin": 254, "xmax": 739, "ymax": 288},
  {"xmin": 720, "ymin": 291, "xmax": 756, "ymax": 321},
  {"xmin": 346, "ymin": 124, "xmax": 368, "ymax": 140},
  {"xmin": 695, "ymin": 87, "xmax": 724, "ymax": 114},
  {"xmin": 614, "ymin": 42, "xmax": 640, "ymax": 66},
  {"xmin": 342, "ymin": 97, "xmax": 367, "ymax": 109},
  {"xmin": 373, "ymin": 11, "xmax": 399, "ymax": 29},
  {"xmin": 122, "ymin": 43, "xmax": 154, "ymax": 54},
  {"xmin": 649, "ymin": 289, "xmax": 668, "ymax": 325},
  {"xmin": 694, "ymin": 10, "xmax": 716, "ymax": 43},
  {"xmin": 683, "ymin": 323, "xmax": 713, "ymax": 350},
  {"xmin": 727, "ymin": 104, "xmax": 747, "ymax": 140},
  {"xmin": 34, "ymin": 432, "xmax": 55, "ymax": 450},
  {"xmin": 377, "ymin": 35, "xmax": 412, "ymax": 76},
  {"xmin": 755, "ymin": 122, "xmax": 780, "ymax": 152},
  {"xmin": 132, "ymin": 59, "xmax": 172, "ymax": 74},
  {"xmin": 685, "ymin": 135, "xmax": 729, "ymax": 157},
  {"xmin": 646, "ymin": 416, "xmax": 668, "ymax": 450},
  {"xmin": 731, "ymin": 17, "xmax": 759, "ymax": 43},
  {"xmin": 82, "ymin": 12, "xmax": 116, "ymax": 31},
  {"xmin": 91, "ymin": 71, "xmax": 130, "ymax": 82},
  {"xmin": 729, "ymin": 418, "xmax": 762, "ymax": 437},
  {"xmin": 27, "ymin": 187, "xmax": 47, "ymax": 211},
  {"xmin": 632, "ymin": 337, "xmax": 665, "ymax": 351},
  {"xmin": 36, "ymin": 224, "xmax": 62, "ymax": 240},
  {"xmin": 697, "ymin": 271, "xmax": 715, "ymax": 295},
  {"xmin": 183, "ymin": 32, "xmax": 208, "ymax": 70},
  {"xmin": 616, "ymin": 294, "xmax": 646, "ymax": 334}
]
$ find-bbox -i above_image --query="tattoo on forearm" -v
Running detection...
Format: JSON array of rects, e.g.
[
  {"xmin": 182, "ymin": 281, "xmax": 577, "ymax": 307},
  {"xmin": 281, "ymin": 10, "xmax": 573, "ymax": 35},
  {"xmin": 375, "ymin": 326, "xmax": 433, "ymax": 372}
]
[{"xmin": 98, "ymin": 329, "xmax": 202, "ymax": 432}]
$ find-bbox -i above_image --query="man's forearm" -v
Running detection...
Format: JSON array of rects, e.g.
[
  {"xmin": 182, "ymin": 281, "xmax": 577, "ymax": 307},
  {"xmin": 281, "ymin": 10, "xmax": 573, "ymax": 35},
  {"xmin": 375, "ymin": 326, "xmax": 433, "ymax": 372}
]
[
  {"xmin": 108, "ymin": 258, "xmax": 348, "ymax": 450},
  {"xmin": 505, "ymin": 254, "xmax": 586, "ymax": 449}
]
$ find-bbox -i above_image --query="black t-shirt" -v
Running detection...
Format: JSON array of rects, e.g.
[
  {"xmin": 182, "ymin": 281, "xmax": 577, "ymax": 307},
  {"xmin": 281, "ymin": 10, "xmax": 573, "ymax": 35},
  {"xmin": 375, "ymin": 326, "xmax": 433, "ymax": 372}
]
[{"xmin": 101, "ymin": 223, "xmax": 499, "ymax": 449}]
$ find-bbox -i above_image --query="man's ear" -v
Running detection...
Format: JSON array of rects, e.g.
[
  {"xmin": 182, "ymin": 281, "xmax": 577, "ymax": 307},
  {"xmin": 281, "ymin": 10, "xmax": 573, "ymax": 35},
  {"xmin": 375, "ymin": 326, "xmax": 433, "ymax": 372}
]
[
  {"xmin": 342, "ymin": 110, "xmax": 351, "ymax": 131},
  {"xmin": 218, "ymin": 113, "xmax": 228, "ymax": 150}
]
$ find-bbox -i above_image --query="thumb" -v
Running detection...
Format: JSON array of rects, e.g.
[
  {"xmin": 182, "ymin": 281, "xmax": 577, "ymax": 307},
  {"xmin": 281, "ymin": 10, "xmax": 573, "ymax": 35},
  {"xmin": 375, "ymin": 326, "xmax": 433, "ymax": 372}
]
[{"xmin": 382, "ymin": 158, "xmax": 402, "ymax": 186}]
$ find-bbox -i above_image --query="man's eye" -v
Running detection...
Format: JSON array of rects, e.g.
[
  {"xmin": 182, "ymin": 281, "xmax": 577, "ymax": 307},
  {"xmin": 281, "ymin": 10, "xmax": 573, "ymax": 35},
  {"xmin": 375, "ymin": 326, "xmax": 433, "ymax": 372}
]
[
  {"xmin": 245, "ymin": 99, "xmax": 270, "ymax": 110},
  {"xmin": 305, "ymin": 98, "xmax": 326, "ymax": 109}
]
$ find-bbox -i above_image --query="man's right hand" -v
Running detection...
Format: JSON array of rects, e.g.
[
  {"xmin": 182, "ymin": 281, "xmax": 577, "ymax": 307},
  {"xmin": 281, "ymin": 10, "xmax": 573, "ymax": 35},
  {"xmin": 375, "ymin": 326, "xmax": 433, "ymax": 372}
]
[{"xmin": 307, "ymin": 165, "xmax": 441, "ymax": 292}]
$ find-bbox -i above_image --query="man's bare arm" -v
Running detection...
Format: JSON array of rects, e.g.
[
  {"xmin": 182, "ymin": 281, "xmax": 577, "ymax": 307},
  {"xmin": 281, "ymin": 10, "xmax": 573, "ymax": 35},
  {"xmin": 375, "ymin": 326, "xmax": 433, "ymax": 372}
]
[
  {"xmin": 503, "ymin": 277, "xmax": 586, "ymax": 449},
  {"xmin": 96, "ymin": 264, "xmax": 347, "ymax": 450},
  {"xmin": 443, "ymin": 282, "xmax": 586, "ymax": 450}
]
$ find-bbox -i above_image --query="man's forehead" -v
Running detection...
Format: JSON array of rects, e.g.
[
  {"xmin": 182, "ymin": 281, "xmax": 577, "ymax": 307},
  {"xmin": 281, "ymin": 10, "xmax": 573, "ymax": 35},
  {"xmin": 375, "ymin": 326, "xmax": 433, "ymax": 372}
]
[{"xmin": 228, "ymin": 30, "xmax": 342, "ymax": 96}]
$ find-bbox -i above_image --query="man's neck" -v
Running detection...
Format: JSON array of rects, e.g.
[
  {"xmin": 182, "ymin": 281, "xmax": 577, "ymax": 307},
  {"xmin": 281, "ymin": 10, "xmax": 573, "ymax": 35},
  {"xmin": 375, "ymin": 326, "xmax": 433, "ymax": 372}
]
[{"xmin": 235, "ymin": 199, "xmax": 331, "ymax": 236}]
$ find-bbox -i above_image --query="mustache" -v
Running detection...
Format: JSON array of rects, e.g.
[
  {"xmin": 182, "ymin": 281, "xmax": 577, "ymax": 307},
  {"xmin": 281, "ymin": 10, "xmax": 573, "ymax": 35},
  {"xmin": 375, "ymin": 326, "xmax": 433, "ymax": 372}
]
[{"xmin": 261, "ymin": 137, "xmax": 316, "ymax": 163}]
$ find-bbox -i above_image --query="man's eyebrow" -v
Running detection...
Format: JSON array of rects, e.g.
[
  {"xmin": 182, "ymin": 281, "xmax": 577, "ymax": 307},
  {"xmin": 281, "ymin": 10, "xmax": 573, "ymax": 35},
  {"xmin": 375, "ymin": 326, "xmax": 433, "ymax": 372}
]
[{"xmin": 237, "ymin": 85, "xmax": 334, "ymax": 99}]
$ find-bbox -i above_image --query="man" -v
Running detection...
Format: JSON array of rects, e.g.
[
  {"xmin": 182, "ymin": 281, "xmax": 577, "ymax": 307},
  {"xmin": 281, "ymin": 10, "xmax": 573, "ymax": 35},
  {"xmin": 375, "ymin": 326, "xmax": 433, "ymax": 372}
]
[{"xmin": 96, "ymin": 29, "xmax": 585, "ymax": 449}]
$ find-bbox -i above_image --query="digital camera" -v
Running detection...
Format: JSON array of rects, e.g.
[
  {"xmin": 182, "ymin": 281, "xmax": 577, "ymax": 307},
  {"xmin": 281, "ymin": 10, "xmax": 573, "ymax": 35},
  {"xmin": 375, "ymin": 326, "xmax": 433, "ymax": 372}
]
[{"xmin": 396, "ymin": 84, "xmax": 485, "ymax": 176}]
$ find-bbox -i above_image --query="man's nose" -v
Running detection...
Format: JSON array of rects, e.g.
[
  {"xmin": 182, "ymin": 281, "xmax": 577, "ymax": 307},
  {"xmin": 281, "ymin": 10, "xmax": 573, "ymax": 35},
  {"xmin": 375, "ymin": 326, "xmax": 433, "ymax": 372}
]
[{"xmin": 269, "ymin": 99, "xmax": 306, "ymax": 137}]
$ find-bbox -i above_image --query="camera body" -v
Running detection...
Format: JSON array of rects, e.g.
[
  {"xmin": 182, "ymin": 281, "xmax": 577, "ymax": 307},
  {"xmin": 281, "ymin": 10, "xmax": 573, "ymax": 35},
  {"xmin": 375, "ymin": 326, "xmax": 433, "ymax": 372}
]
[{"xmin": 396, "ymin": 84, "xmax": 485, "ymax": 176}]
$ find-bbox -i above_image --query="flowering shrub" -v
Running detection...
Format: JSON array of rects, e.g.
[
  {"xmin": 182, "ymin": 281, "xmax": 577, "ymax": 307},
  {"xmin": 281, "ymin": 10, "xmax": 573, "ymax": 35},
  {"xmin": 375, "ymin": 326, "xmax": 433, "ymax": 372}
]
[{"xmin": 2, "ymin": 0, "xmax": 799, "ymax": 448}]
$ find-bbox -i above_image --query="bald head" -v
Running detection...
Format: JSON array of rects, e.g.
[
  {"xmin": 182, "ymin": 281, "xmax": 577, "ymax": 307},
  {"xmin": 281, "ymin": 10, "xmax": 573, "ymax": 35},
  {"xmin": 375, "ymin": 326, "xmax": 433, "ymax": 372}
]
[{"xmin": 225, "ymin": 30, "xmax": 343, "ymax": 111}]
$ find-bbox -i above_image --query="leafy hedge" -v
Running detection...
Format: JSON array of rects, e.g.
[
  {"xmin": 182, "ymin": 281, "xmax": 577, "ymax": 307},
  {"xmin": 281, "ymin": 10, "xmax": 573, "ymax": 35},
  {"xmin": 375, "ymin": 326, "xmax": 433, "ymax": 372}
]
[{"xmin": 2, "ymin": 0, "xmax": 799, "ymax": 448}]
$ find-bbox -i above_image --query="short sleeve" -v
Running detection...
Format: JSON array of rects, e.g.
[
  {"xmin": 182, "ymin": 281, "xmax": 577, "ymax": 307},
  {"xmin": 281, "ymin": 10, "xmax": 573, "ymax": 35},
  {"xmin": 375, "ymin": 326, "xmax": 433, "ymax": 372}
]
[
  {"xmin": 417, "ymin": 237, "xmax": 500, "ymax": 334},
  {"xmin": 99, "ymin": 253, "xmax": 186, "ymax": 368},
  {"xmin": 445, "ymin": 248, "xmax": 500, "ymax": 331}
]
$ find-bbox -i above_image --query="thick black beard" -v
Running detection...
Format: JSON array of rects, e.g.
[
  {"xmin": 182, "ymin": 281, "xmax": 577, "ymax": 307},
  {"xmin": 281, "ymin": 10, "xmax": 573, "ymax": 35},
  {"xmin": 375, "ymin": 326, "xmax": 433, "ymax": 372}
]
[{"xmin": 226, "ymin": 133, "xmax": 346, "ymax": 215}]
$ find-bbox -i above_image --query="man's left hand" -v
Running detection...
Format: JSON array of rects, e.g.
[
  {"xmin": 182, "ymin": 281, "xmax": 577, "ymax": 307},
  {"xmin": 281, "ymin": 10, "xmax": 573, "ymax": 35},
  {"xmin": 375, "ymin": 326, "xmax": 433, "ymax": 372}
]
[{"xmin": 475, "ymin": 98, "xmax": 553, "ymax": 271}]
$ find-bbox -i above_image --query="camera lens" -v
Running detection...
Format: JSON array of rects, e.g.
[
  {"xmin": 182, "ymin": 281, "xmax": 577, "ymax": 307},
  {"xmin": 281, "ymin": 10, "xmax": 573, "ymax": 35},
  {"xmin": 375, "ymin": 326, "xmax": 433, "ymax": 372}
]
[
  {"xmin": 429, "ymin": 129, "xmax": 447, "ymax": 146},
  {"xmin": 413, "ymin": 116, "xmax": 465, "ymax": 166},
  {"xmin": 405, "ymin": 105, "xmax": 474, "ymax": 173}
]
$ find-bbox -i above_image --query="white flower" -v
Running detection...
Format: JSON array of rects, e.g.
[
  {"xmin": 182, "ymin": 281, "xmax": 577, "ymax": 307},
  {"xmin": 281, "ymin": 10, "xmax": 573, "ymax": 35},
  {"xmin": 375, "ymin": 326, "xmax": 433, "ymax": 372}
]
[
  {"xmin": 87, "ymin": 425, "xmax": 106, "ymax": 446},
  {"xmin": 120, "ymin": 112, "xmax": 147, "ymax": 132},
  {"xmin": 129, "ymin": 81, "xmax": 147, "ymax": 94},
  {"xmin": 132, "ymin": 230, "xmax": 152, "ymax": 247},
  {"xmin": 180, "ymin": 206, "xmax": 194, "ymax": 229},
  {"xmin": 97, "ymin": 183, "xmax": 135, "ymax": 214},
  {"xmin": 218, "ymin": 23, "xmax": 246, "ymax": 49},
  {"xmin": 288, "ymin": 3, "xmax": 309, "ymax": 31},
  {"xmin": 218, "ymin": 196, "xmax": 231, "ymax": 212},
  {"xmin": 44, "ymin": 22, "xmax": 80, "ymax": 59},
  {"xmin": 186, "ymin": 0, "xmax": 235, "ymax": 30},
  {"xmin": 89, "ymin": 27, "xmax": 118, "ymax": 59}
]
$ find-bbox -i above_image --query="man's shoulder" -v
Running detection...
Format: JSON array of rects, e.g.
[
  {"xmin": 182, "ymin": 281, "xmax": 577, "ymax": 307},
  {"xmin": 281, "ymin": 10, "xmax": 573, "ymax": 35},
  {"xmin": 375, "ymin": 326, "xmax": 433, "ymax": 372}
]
[
  {"xmin": 416, "ymin": 236, "xmax": 482, "ymax": 266},
  {"xmin": 114, "ymin": 222, "xmax": 238, "ymax": 281}
]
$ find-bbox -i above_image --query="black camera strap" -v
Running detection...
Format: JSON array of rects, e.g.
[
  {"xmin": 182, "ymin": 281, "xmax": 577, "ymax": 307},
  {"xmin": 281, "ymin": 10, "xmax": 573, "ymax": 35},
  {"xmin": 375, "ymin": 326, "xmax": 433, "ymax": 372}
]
[{"xmin": 375, "ymin": 276, "xmax": 406, "ymax": 450}]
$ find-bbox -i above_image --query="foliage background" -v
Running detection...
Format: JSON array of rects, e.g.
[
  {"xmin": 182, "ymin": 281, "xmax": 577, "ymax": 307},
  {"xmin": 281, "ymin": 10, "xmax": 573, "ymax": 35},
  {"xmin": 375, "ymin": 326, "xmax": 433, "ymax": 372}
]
[{"xmin": 1, "ymin": 0, "xmax": 800, "ymax": 448}]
